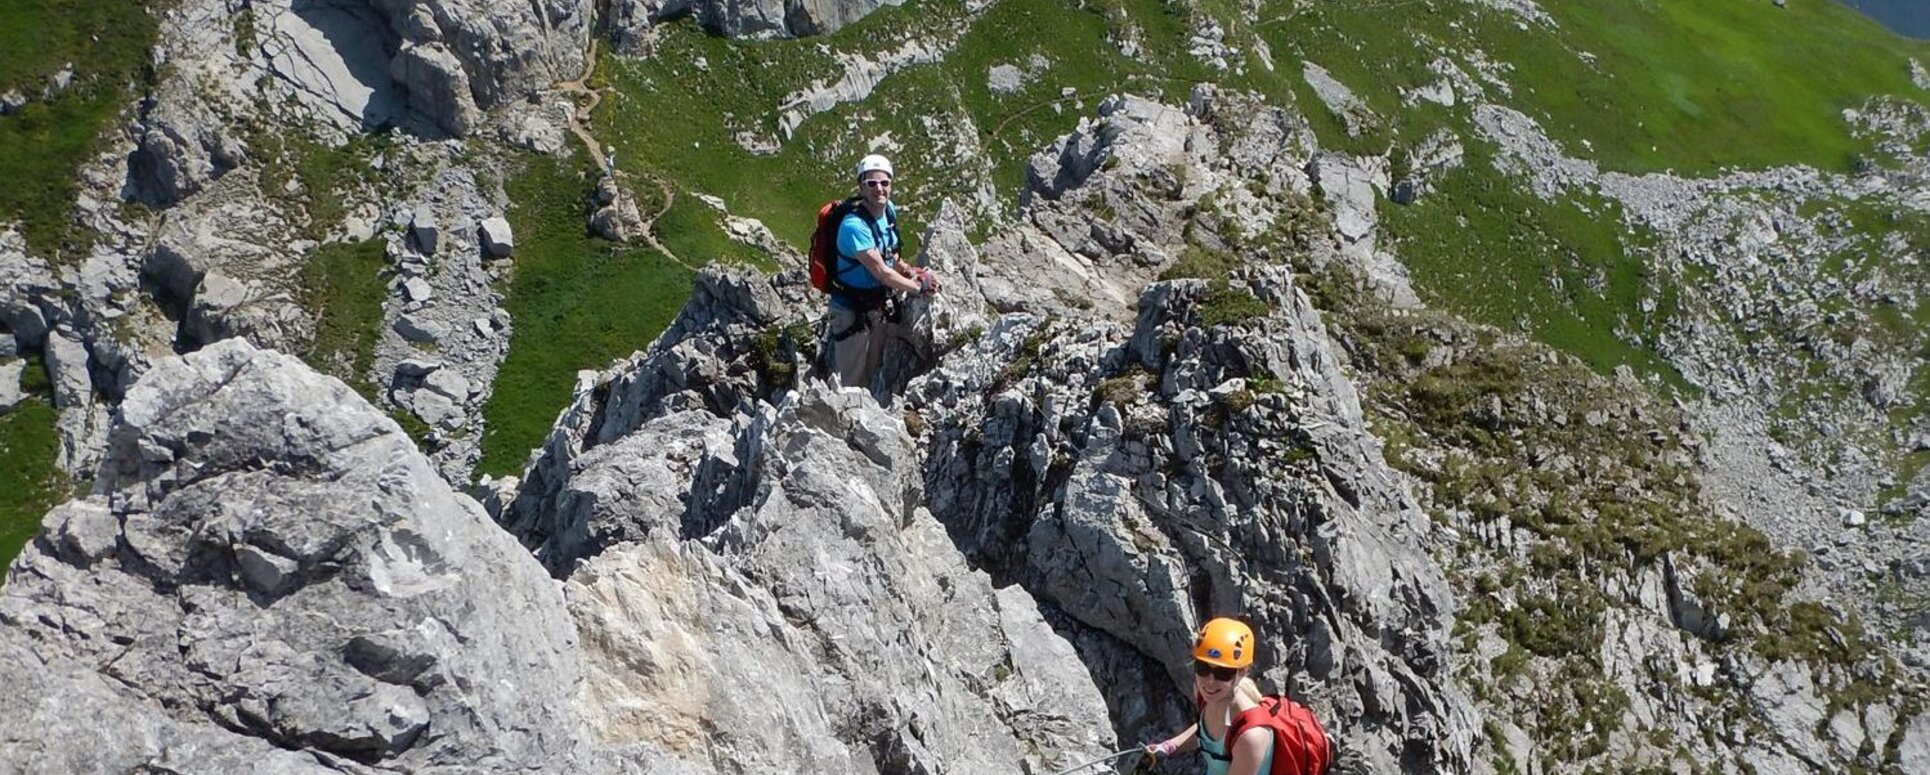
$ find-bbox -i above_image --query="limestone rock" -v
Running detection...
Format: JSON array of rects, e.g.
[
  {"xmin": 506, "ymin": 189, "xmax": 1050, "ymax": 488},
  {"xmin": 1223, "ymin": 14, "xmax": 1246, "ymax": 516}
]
[
  {"xmin": 1302, "ymin": 60, "xmax": 1378, "ymax": 137},
  {"xmin": 126, "ymin": 1, "xmax": 251, "ymax": 207},
  {"xmin": 140, "ymin": 173, "xmax": 312, "ymax": 353},
  {"xmin": 42, "ymin": 331, "xmax": 93, "ymax": 412},
  {"xmin": 1309, "ymin": 152, "xmax": 1387, "ymax": 250},
  {"xmin": 611, "ymin": 0, "xmax": 901, "ymax": 49},
  {"xmin": 522, "ymin": 371, "xmax": 1120, "ymax": 774},
  {"xmin": 505, "ymin": 240, "xmax": 1473, "ymax": 772},
  {"xmin": 390, "ymin": 41, "xmax": 481, "ymax": 138},
  {"xmin": 255, "ymin": 0, "xmax": 405, "ymax": 134},
  {"xmin": 1, "ymin": 230, "xmax": 57, "ymax": 351},
  {"xmin": 402, "ymin": 276, "xmax": 435, "ymax": 303},
  {"xmin": 479, "ymin": 216, "xmax": 515, "ymax": 258},
  {"xmin": 988, "ymin": 63, "xmax": 1024, "ymax": 94},
  {"xmin": 0, "ymin": 359, "xmax": 24, "ymax": 412},
  {"xmin": 410, "ymin": 205, "xmax": 441, "ymax": 253},
  {"xmin": 393, "ymin": 313, "xmax": 446, "ymax": 343},
  {"xmin": 911, "ymin": 268, "xmax": 1475, "ymax": 772},
  {"xmin": 0, "ymin": 339, "xmax": 602, "ymax": 771},
  {"xmin": 590, "ymin": 176, "xmax": 647, "ymax": 241},
  {"xmin": 983, "ymin": 92, "xmax": 1324, "ymax": 317}
]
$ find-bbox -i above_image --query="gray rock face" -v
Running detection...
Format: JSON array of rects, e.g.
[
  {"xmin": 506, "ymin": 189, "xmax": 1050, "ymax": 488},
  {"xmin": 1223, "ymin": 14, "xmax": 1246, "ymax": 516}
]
[
  {"xmin": 132, "ymin": 0, "xmax": 588, "ymax": 190},
  {"xmin": 0, "ymin": 230, "xmax": 57, "ymax": 350},
  {"xmin": 140, "ymin": 172, "xmax": 313, "ymax": 354},
  {"xmin": 256, "ymin": 0, "xmax": 407, "ymax": 134},
  {"xmin": 1302, "ymin": 60, "xmax": 1377, "ymax": 137},
  {"xmin": 390, "ymin": 41, "xmax": 481, "ymax": 137},
  {"xmin": 979, "ymin": 91, "xmax": 1371, "ymax": 317},
  {"xmin": 565, "ymin": 383, "xmax": 1118, "ymax": 774},
  {"xmin": 908, "ymin": 268, "xmax": 1476, "ymax": 772},
  {"xmin": 4, "ymin": 283, "xmax": 1129, "ymax": 774},
  {"xmin": 611, "ymin": 0, "xmax": 901, "ymax": 49},
  {"xmin": 0, "ymin": 339, "xmax": 598, "ymax": 771},
  {"xmin": 125, "ymin": 0, "xmax": 250, "ymax": 207},
  {"xmin": 502, "ymin": 247, "xmax": 1473, "ymax": 771}
]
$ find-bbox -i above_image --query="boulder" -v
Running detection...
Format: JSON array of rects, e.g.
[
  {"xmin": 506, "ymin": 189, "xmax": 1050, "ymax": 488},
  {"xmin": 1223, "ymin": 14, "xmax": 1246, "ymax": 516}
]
[
  {"xmin": 410, "ymin": 206, "xmax": 441, "ymax": 254},
  {"xmin": 393, "ymin": 313, "xmax": 446, "ymax": 344},
  {"xmin": 402, "ymin": 276, "xmax": 435, "ymax": 303},
  {"xmin": 42, "ymin": 331, "xmax": 93, "ymax": 412},
  {"xmin": 0, "ymin": 339, "xmax": 601, "ymax": 771},
  {"xmin": 1302, "ymin": 60, "xmax": 1377, "ymax": 137},
  {"xmin": 422, "ymin": 368, "xmax": 471, "ymax": 401},
  {"xmin": 480, "ymin": 216, "xmax": 515, "ymax": 258},
  {"xmin": 408, "ymin": 387, "xmax": 464, "ymax": 428},
  {"xmin": 0, "ymin": 230, "xmax": 55, "ymax": 350},
  {"xmin": 0, "ymin": 358, "xmax": 24, "ymax": 412}
]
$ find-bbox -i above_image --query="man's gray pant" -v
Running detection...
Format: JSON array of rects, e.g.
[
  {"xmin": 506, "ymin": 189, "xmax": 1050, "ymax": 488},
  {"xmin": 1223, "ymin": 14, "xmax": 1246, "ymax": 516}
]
[{"xmin": 826, "ymin": 305, "xmax": 893, "ymax": 391}]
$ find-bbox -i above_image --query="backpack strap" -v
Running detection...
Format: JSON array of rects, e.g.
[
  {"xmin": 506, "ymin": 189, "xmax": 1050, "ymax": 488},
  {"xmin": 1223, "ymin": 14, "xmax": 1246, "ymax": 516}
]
[{"xmin": 830, "ymin": 198, "xmax": 895, "ymax": 308}]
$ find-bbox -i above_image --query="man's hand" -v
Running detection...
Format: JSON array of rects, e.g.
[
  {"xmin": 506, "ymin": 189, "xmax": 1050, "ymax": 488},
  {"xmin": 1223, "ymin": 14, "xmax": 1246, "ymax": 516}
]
[{"xmin": 915, "ymin": 267, "xmax": 941, "ymax": 296}]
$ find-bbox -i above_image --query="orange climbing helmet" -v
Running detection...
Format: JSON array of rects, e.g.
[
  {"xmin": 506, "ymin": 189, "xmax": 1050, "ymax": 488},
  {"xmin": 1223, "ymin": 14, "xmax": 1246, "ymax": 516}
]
[{"xmin": 1192, "ymin": 617, "xmax": 1254, "ymax": 668}]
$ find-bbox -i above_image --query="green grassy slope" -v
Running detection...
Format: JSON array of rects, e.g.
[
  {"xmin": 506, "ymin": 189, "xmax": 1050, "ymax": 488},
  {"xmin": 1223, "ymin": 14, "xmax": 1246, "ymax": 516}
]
[
  {"xmin": 0, "ymin": 0, "xmax": 156, "ymax": 260},
  {"xmin": 476, "ymin": 154, "xmax": 699, "ymax": 477},
  {"xmin": 520, "ymin": 0, "xmax": 1929, "ymax": 486},
  {"xmin": 594, "ymin": 0, "xmax": 1930, "ymax": 355},
  {"xmin": 0, "ymin": 361, "xmax": 65, "ymax": 573}
]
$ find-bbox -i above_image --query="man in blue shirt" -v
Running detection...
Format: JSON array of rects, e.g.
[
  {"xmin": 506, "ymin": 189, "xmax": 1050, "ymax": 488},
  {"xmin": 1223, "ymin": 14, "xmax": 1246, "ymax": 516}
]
[{"xmin": 825, "ymin": 154, "xmax": 940, "ymax": 391}]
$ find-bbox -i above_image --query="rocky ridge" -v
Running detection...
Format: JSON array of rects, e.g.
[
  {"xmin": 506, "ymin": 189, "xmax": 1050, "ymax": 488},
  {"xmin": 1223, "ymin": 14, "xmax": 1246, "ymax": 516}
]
[
  {"xmin": 489, "ymin": 261, "xmax": 1481, "ymax": 773},
  {"xmin": 0, "ymin": 336, "xmax": 1120, "ymax": 774}
]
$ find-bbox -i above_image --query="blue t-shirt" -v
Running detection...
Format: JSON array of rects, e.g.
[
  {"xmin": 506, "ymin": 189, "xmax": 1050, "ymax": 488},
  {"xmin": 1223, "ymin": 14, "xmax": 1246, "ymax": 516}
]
[{"xmin": 831, "ymin": 203, "xmax": 900, "ymax": 309}]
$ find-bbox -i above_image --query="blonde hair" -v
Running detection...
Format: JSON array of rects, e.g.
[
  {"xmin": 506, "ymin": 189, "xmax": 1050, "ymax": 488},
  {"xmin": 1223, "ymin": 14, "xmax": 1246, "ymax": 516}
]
[{"xmin": 1237, "ymin": 676, "xmax": 1263, "ymax": 703}]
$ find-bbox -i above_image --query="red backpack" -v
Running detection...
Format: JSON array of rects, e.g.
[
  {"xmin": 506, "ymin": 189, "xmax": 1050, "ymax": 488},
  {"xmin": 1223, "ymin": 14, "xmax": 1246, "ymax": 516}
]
[
  {"xmin": 1222, "ymin": 695, "xmax": 1333, "ymax": 775},
  {"xmin": 808, "ymin": 196, "xmax": 895, "ymax": 296}
]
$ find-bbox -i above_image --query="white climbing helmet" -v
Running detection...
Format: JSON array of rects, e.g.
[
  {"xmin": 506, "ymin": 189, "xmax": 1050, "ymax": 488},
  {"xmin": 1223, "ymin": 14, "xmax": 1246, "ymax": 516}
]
[{"xmin": 855, "ymin": 154, "xmax": 894, "ymax": 183}]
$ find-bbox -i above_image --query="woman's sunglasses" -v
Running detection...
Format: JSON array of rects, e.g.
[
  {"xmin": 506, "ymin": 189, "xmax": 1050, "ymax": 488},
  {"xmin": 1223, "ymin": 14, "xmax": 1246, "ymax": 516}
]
[
  {"xmin": 862, "ymin": 179, "xmax": 892, "ymax": 189},
  {"xmin": 1192, "ymin": 662, "xmax": 1238, "ymax": 682}
]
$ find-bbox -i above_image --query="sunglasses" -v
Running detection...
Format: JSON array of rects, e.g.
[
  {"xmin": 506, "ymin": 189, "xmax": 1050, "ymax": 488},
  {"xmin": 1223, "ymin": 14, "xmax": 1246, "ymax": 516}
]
[
  {"xmin": 862, "ymin": 179, "xmax": 892, "ymax": 189},
  {"xmin": 1192, "ymin": 662, "xmax": 1238, "ymax": 682}
]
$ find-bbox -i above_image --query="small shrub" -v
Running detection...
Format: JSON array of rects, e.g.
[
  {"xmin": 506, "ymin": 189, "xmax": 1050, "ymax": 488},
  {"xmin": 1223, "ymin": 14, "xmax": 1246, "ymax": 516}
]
[
  {"xmin": 1199, "ymin": 279, "xmax": 1268, "ymax": 327},
  {"xmin": 1159, "ymin": 245, "xmax": 1239, "ymax": 281},
  {"xmin": 1096, "ymin": 374, "xmax": 1142, "ymax": 405}
]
